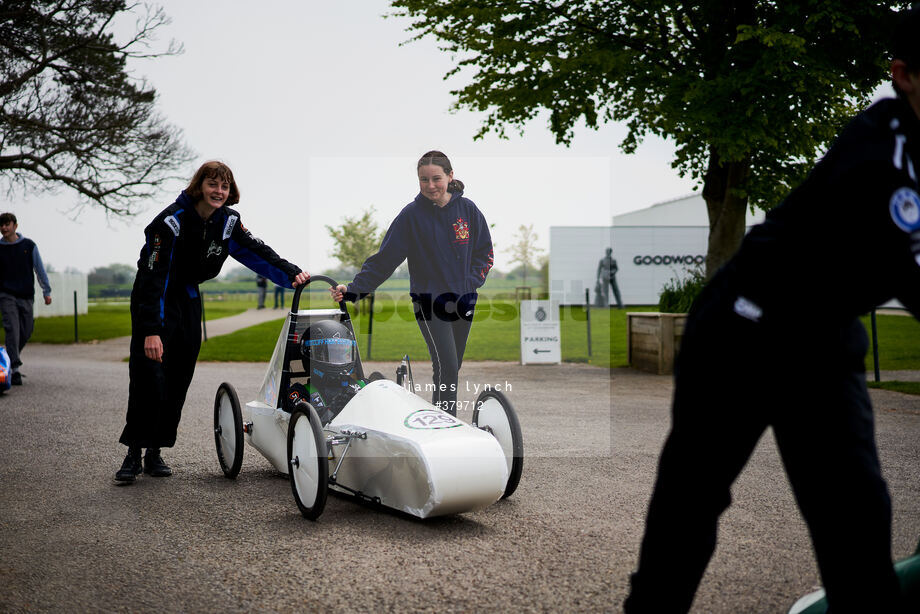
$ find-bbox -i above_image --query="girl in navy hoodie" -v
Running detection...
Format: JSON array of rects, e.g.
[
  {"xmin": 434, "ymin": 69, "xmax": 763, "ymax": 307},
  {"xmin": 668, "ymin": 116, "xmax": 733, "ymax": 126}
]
[{"xmin": 332, "ymin": 151, "xmax": 493, "ymax": 415}]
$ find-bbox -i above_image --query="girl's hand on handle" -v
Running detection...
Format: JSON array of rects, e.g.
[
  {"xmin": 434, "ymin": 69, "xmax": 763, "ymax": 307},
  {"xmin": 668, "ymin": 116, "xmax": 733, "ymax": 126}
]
[
  {"xmin": 330, "ymin": 285, "xmax": 346, "ymax": 303},
  {"xmin": 292, "ymin": 271, "xmax": 310, "ymax": 287}
]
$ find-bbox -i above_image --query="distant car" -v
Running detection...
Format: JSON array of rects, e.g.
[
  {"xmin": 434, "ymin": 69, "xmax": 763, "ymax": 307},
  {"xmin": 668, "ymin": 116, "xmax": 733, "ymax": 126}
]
[{"xmin": 212, "ymin": 275, "xmax": 523, "ymax": 520}]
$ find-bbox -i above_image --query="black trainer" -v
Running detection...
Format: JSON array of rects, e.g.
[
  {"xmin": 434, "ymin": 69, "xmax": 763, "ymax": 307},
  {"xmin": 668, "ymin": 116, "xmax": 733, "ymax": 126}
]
[
  {"xmin": 115, "ymin": 448, "xmax": 142, "ymax": 483},
  {"xmin": 143, "ymin": 449, "xmax": 172, "ymax": 477},
  {"xmin": 11, "ymin": 372, "xmax": 22, "ymax": 385}
]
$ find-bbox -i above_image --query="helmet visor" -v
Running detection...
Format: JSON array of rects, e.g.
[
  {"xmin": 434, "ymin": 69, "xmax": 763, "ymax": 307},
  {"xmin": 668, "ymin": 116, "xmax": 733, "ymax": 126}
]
[{"xmin": 306, "ymin": 337, "xmax": 356, "ymax": 365}]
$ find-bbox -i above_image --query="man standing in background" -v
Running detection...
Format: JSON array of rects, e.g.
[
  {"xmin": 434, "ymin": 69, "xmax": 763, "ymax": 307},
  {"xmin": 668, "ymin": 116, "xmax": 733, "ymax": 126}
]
[
  {"xmin": 0, "ymin": 212, "xmax": 52, "ymax": 385},
  {"xmin": 256, "ymin": 274, "xmax": 267, "ymax": 309}
]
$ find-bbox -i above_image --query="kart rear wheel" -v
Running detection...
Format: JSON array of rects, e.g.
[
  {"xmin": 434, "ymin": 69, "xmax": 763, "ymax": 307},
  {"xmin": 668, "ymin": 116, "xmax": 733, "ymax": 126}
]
[
  {"xmin": 367, "ymin": 371, "xmax": 385, "ymax": 382},
  {"xmin": 473, "ymin": 389, "xmax": 523, "ymax": 499},
  {"xmin": 214, "ymin": 382, "xmax": 244, "ymax": 478},
  {"xmin": 287, "ymin": 402, "xmax": 329, "ymax": 520}
]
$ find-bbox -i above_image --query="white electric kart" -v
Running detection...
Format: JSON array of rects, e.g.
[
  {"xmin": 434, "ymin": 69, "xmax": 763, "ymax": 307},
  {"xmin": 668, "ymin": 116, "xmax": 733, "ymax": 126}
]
[{"xmin": 212, "ymin": 275, "xmax": 523, "ymax": 520}]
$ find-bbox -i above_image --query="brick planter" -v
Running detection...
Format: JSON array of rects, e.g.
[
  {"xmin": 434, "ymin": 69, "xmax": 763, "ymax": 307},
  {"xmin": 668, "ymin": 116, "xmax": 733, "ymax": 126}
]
[{"xmin": 626, "ymin": 312, "xmax": 688, "ymax": 375}]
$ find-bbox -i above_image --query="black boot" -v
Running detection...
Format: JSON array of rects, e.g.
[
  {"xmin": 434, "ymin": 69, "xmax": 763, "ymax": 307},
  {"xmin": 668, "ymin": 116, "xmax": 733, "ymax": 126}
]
[
  {"xmin": 143, "ymin": 448, "xmax": 172, "ymax": 477},
  {"xmin": 115, "ymin": 447, "xmax": 142, "ymax": 483}
]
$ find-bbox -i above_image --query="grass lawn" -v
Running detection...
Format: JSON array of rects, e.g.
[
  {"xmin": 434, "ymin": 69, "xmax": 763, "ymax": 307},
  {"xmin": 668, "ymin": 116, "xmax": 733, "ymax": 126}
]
[
  {"xmin": 197, "ymin": 295, "xmax": 616, "ymax": 366},
  {"xmin": 12, "ymin": 291, "xmax": 920, "ymax": 376},
  {"xmin": 859, "ymin": 313, "xmax": 920, "ymax": 370},
  {"xmin": 20, "ymin": 297, "xmax": 257, "ymax": 344},
  {"xmin": 867, "ymin": 381, "xmax": 920, "ymax": 396},
  {"xmin": 90, "ymin": 273, "xmax": 544, "ymax": 301},
  {"xmin": 194, "ymin": 300, "xmax": 920, "ymax": 371}
]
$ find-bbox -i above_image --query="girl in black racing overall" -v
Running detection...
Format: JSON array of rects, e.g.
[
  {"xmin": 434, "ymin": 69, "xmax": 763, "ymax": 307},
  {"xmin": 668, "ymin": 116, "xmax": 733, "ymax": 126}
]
[
  {"xmin": 331, "ymin": 151, "xmax": 494, "ymax": 416},
  {"xmin": 115, "ymin": 161, "xmax": 310, "ymax": 483}
]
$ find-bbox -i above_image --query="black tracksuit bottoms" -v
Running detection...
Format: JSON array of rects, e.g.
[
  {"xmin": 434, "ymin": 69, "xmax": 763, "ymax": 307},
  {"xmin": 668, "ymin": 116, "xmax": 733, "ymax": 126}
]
[
  {"xmin": 624, "ymin": 281, "xmax": 903, "ymax": 614},
  {"xmin": 119, "ymin": 286, "xmax": 202, "ymax": 449},
  {"xmin": 414, "ymin": 300, "xmax": 474, "ymax": 416}
]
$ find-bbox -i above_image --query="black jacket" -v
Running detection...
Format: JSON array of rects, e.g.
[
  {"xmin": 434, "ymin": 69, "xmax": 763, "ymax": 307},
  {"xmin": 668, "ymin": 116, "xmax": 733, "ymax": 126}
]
[
  {"xmin": 718, "ymin": 96, "xmax": 920, "ymax": 327},
  {"xmin": 132, "ymin": 191, "xmax": 300, "ymax": 337}
]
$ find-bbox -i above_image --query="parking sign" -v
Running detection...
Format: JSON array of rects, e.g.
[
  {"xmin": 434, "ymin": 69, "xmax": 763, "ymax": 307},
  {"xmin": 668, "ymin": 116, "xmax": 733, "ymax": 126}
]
[{"xmin": 520, "ymin": 300, "xmax": 561, "ymax": 364}]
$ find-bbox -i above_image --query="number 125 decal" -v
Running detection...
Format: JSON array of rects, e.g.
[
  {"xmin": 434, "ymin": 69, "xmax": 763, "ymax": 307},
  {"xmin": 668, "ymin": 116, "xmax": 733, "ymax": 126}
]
[{"xmin": 404, "ymin": 409, "xmax": 462, "ymax": 429}]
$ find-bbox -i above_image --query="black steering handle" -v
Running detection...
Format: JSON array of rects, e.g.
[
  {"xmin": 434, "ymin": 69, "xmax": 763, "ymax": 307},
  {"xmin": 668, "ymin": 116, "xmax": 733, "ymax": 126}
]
[{"xmin": 289, "ymin": 275, "xmax": 344, "ymax": 313}]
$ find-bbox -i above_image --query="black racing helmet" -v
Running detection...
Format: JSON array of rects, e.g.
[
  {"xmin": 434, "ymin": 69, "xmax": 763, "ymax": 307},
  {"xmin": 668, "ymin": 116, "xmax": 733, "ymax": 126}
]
[{"xmin": 300, "ymin": 319, "xmax": 357, "ymax": 384}]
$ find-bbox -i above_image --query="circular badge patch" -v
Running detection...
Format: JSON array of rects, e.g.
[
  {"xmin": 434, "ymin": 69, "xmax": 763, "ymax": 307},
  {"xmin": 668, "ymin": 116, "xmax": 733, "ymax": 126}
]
[
  {"xmin": 404, "ymin": 409, "xmax": 461, "ymax": 429},
  {"xmin": 889, "ymin": 187, "xmax": 920, "ymax": 233}
]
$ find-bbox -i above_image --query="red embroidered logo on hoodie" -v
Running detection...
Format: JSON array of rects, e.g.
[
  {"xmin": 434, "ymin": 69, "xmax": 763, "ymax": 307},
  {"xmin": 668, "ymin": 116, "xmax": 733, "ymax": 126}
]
[{"xmin": 453, "ymin": 218, "xmax": 470, "ymax": 244}]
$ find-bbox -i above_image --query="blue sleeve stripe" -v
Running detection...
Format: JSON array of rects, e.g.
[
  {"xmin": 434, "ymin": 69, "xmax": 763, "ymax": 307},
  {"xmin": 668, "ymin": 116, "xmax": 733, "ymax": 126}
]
[
  {"xmin": 229, "ymin": 239, "xmax": 292, "ymax": 288},
  {"xmin": 159, "ymin": 243, "xmax": 176, "ymax": 327}
]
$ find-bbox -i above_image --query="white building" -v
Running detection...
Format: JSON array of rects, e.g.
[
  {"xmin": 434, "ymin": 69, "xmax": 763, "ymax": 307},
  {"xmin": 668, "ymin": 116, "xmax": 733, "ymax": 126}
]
[
  {"xmin": 612, "ymin": 193, "xmax": 765, "ymax": 227},
  {"xmin": 550, "ymin": 194, "xmax": 764, "ymax": 305}
]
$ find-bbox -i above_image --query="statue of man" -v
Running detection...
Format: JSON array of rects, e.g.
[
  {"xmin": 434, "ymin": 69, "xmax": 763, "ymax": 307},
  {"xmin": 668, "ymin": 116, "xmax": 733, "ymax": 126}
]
[{"xmin": 595, "ymin": 247, "xmax": 623, "ymax": 308}]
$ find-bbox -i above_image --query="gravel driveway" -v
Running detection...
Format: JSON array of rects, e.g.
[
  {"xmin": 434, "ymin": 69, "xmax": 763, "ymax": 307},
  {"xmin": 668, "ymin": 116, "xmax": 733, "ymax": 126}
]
[{"xmin": 1, "ymin": 333, "xmax": 917, "ymax": 613}]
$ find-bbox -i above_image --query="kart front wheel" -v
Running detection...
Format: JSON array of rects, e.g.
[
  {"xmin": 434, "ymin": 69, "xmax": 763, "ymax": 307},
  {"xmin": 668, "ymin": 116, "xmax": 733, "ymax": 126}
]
[
  {"xmin": 214, "ymin": 382, "xmax": 244, "ymax": 478},
  {"xmin": 287, "ymin": 402, "xmax": 329, "ymax": 520},
  {"xmin": 473, "ymin": 389, "xmax": 524, "ymax": 499}
]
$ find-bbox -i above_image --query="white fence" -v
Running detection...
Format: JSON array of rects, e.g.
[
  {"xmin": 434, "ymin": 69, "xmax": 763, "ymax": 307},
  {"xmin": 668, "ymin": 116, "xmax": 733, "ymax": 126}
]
[{"xmin": 33, "ymin": 272, "xmax": 88, "ymax": 318}]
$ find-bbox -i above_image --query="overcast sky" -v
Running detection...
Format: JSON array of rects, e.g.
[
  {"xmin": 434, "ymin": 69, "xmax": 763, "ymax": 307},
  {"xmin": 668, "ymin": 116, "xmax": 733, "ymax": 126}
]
[{"xmin": 10, "ymin": 1, "xmax": 893, "ymax": 278}]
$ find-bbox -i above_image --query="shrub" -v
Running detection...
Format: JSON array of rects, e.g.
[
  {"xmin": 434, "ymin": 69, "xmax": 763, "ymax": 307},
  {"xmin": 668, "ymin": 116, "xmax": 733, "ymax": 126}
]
[{"xmin": 658, "ymin": 268, "xmax": 706, "ymax": 313}]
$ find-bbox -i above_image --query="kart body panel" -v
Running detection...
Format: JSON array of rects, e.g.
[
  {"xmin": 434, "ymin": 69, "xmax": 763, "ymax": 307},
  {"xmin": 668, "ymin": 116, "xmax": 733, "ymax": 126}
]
[
  {"xmin": 244, "ymin": 400, "xmax": 290, "ymax": 475},
  {"xmin": 220, "ymin": 275, "xmax": 523, "ymax": 520},
  {"xmin": 241, "ymin": 380, "xmax": 508, "ymax": 519},
  {"xmin": 239, "ymin": 304, "xmax": 509, "ymax": 519},
  {"xmin": 328, "ymin": 380, "xmax": 507, "ymax": 518},
  {"xmin": 788, "ymin": 541, "xmax": 920, "ymax": 613}
]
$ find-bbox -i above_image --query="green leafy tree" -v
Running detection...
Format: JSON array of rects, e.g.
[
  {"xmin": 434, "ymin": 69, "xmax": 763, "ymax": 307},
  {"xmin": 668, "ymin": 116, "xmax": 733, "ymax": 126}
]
[
  {"xmin": 88, "ymin": 263, "xmax": 135, "ymax": 285},
  {"xmin": 389, "ymin": 1, "xmax": 904, "ymax": 276},
  {"xmin": 325, "ymin": 206, "xmax": 385, "ymax": 272},
  {"xmin": 320, "ymin": 265, "xmax": 358, "ymax": 281},
  {"xmin": 0, "ymin": 1, "xmax": 194, "ymax": 216},
  {"xmin": 505, "ymin": 223, "xmax": 544, "ymax": 286}
]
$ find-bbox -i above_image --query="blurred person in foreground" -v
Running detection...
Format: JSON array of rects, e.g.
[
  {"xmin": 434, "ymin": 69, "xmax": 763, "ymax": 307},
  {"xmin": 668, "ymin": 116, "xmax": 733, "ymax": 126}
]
[{"xmin": 625, "ymin": 7, "xmax": 920, "ymax": 613}]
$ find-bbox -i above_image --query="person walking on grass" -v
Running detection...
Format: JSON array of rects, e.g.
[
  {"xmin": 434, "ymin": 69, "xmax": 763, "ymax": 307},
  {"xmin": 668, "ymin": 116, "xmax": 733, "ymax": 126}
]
[{"xmin": 256, "ymin": 275, "xmax": 267, "ymax": 309}]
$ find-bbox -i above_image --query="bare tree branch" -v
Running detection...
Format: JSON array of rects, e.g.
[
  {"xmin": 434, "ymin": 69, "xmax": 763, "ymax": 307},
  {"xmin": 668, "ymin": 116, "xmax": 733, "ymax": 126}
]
[{"xmin": 0, "ymin": 0, "xmax": 194, "ymax": 215}]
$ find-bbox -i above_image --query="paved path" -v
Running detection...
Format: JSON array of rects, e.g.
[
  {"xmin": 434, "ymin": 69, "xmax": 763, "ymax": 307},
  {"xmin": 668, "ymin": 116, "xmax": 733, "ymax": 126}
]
[
  {"xmin": 201, "ymin": 306, "xmax": 290, "ymax": 338},
  {"xmin": 0, "ymin": 312, "xmax": 918, "ymax": 613},
  {"xmin": 76, "ymin": 307, "xmax": 289, "ymax": 362}
]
